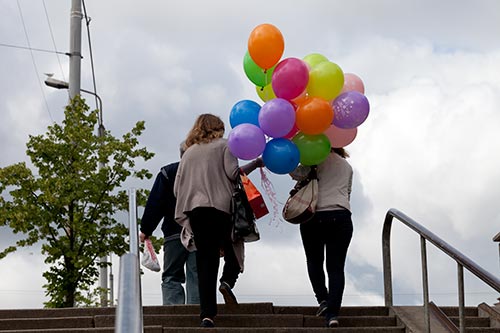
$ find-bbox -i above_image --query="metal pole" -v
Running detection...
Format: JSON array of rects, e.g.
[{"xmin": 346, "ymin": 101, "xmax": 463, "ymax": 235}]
[
  {"xmin": 69, "ymin": 0, "xmax": 82, "ymax": 99},
  {"xmin": 382, "ymin": 214, "xmax": 394, "ymax": 306},
  {"xmin": 420, "ymin": 236, "xmax": 431, "ymax": 333},
  {"xmin": 115, "ymin": 253, "xmax": 142, "ymax": 333},
  {"xmin": 128, "ymin": 188, "xmax": 139, "ymax": 255},
  {"xmin": 457, "ymin": 264, "xmax": 465, "ymax": 333},
  {"xmin": 89, "ymin": 85, "xmax": 108, "ymax": 307}
]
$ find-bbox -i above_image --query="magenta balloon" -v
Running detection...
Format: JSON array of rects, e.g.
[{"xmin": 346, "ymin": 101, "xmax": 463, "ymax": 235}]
[
  {"xmin": 258, "ymin": 98, "xmax": 296, "ymax": 138},
  {"xmin": 324, "ymin": 124, "xmax": 357, "ymax": 148},
  {"xmin": 271, "ymin": 58, "xmax": 309, "ymax": 101},
  {"xmin": 228, "ymin": 123, "xmax": 266, "ymax": 160},
  {"xmin": 332, "ymin": 91, "xmax": 370, "ymax": 129}
]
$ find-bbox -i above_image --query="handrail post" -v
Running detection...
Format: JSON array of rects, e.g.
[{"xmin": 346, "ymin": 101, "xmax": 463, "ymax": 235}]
[
  {"xmin": 114, "ymin": 188, "xmax": 143, "ymax": 333},
  {"xmin": 457, "ymin": 264, "xmax": 465, "ymax": 333},
  {"xmin": 420, "ymin": 236, "xmax": 430, "ymax": 333},
  {"xmin": 128, "ymin": 188, "xmax": 139, "ymax": 255},
  {"xmin": 382, "ymin": 213, "xmax": 394, "ymax": 306}
]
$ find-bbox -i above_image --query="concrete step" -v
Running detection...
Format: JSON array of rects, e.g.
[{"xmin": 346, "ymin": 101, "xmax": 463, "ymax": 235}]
[
  {"xmin": 439, "ymin": 306, "xmax": 479, "ymax": 317},
  {"xmin": 449, "ymin": 316, "xmax": 492, "ymax": 327},
  {"xmin": 0, "ymin": 328, "xmax": 406, "ymax": 333},
  {"xmin": 0, "ymin": 308, "xmax": 115, "ymax": 319},
  {"xmin": 0, "ymin": 316, "xmax": 94, "ymax": 330},
  {"xmin": 161, "ymin": 328, "xmax": 406, "ymax": 333},
  {"xmin": 92, "ymin": 313, "xmax": 400, "ymax": 328},
  {"xmin": 0, "ymin": 327, "xmax": 162, "ymax": 333},
  {"xmin": 274, "ymin": 305, "xmax": 389, "ymax": 316},
  {"xmin": 0, "ymin": 303, "xmax": 496, "ymax": 332}
]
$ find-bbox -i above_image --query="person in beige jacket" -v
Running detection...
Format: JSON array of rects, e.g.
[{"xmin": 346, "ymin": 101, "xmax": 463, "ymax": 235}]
[
  {"xmin": 290, "ymin": 147, "xmax": 353, "ymax": 328},
  {"xmin": 174, "ymin": 113, "xmax": 263, "ymax": 328}
]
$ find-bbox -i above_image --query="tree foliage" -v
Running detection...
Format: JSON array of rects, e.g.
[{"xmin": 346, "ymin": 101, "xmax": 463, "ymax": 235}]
[{"xmin": 0, "ymin": 96, "xmax": 154, "ymax": 307}]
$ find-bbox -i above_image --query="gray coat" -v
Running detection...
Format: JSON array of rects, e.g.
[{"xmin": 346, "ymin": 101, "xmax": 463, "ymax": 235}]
[{"xmin": 174, "ymin": 138, "xmax": 245, "ymax": 270}]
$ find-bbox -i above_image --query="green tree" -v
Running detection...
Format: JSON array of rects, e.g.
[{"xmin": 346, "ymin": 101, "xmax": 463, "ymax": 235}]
[{"xmin": 0, "ymin": 96, "xmax": 154, "ymax": 307}]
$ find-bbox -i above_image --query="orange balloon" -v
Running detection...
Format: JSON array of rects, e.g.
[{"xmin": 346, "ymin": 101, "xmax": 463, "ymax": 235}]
[
  {"xmin": 296, "ymin": 97, "xmax": 334, "ymax": 135},
  {"xmin": 248, "ymin": 24, "xmax": 284, "ymax": 70}
]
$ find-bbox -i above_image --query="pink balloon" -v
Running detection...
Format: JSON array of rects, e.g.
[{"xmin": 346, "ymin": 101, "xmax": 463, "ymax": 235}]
[
  {"xmin": 283, "ymin": 122, "xmax": 299, "ymax": 139},
  {"xmin": 341, "ymin": 73, "xmax": 365, "ymax": 94},
  {"xmin": 271, "ymin": 58, "xmax": 309, "ymax": 101},
  {"xmin": 324, "ymin": 124, "xmax": 357, "ymax": 148}
]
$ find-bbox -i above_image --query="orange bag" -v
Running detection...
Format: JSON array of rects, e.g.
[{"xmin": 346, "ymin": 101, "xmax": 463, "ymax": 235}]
[{"xmin": 240, "ymin": 172, "xmax": 269, "ymax": 219}]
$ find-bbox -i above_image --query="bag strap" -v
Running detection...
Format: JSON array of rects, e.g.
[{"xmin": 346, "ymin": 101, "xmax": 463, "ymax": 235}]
[
  {"xmin": 290, "ymin": 165, "xmax": 318, "ymax": 196},
  {"xmin": 308, "ymin": 165, "xmax": 318, "ymax": 180}
]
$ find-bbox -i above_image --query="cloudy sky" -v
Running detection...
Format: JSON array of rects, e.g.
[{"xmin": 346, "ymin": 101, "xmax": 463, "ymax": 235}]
[{"xmin": 1, "ymin": 0, "xmax": 499, "ymax": 309}]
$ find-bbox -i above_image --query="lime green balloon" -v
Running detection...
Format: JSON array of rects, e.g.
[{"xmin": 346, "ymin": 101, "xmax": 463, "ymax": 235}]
[
  {"xmin": 307, "ymin": 61, "xmax": 344, "ymax": 101},
  {"xmin": 256, "ymin": 83, "xmax": 276, "ymax": 102},
  {"xmin": 303, "ymin": 53, "xmax": 329, "ymax": 69},
  {"xmin": 243, "ymin": 51, "xmax": 274, "ymax": 87},
  {"xmin": 292, "ymin": 132, "xmax": 331, "ymax": 166}
]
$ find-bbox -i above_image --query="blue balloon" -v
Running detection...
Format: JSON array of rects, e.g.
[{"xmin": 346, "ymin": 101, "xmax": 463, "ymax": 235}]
[
  {"xmin": 229, "ymin": 100, "xmax": 261, "ymax": 128},
  {"xmin": 262, "ymin": 138, "xmax": 300, "ymax": 174}
]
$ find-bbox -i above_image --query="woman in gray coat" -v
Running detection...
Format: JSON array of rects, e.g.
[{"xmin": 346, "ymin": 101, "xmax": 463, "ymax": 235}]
[{"xmin": 174, "ymin": 113, "xmax": 262, "ymax": 328}]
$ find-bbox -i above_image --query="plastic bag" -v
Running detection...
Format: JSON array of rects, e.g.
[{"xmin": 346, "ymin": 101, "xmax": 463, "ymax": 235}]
[{"xmin": 141, "ymin": 238, "xmax": 161, "ymax": 272}]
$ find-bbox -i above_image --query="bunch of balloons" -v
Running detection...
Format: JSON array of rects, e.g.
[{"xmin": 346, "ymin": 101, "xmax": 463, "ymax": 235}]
[{"xmin": 228, "ymin": 23, "xmax": 370, "ymax": 174}]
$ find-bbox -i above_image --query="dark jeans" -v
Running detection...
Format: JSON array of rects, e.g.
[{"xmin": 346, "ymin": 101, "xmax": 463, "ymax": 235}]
[
  {"xmin": 300, "ymin": 209, "xmax": 353, "ymax": 317},
  {"xmin": 189, "ymin": 207, "xmax": 240, "ymax": 320}
]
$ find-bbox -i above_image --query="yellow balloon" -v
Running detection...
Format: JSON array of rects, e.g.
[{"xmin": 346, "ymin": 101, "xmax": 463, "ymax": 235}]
[
  {"xmin": 256, "ymin": 83, "xmax": 276, "ymax": 102},
  {"xmin": 307, "ymin": 61, "xmax": 344, "ymax": 101},
  {"xmin": 303, "ymin": 53, "xmax": 329, "ymax": 69}
]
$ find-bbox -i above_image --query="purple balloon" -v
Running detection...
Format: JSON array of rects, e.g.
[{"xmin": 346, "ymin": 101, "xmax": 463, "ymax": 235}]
[
  {"xmin": 272, "ymin": 58, "xmax": 309, "ymax": 100},
  {"xmin": 258, "ymin": 98, "xmax": 296, "ymax": 138},
  {"xmin": 332, "ymin": 91, "xmax": 370, "ymax": 129},
  {"xmin": 228, "ymin": 123, "xmax": 266, "ymax": 160}
]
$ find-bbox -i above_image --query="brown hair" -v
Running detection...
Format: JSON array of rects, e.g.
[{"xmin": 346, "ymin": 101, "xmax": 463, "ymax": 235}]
[
  {"xmin": 332, "ymin": 147, "xmax": 350, "ymax": 158},
  {"xmin": 185, "ymin": 114, "xmax": 225, "ymax": 147}
]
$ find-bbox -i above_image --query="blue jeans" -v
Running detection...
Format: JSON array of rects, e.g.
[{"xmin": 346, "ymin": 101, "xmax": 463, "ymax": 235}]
[
  {"xmin": 300, "ymin": 210, "xmax": 353, "ymax": 317},
  {"xmin": 161, "ymin": 237, "xmax": 199, "ymax": 305}
]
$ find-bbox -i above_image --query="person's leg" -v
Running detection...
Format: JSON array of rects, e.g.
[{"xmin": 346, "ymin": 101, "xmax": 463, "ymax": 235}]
[
  {"xmin": 161, "ymin": 238, "xmax": 188, "ymax": 305},
  {"xmin": 185, "ymin": 250, "xmax": 200, "ymax": 304},
  {"xmin": 219, "ymin": 215, "xmax": 240, "ymax": 288},
  {"xmin": 218, "ymin": 213, "xmax": 240, "ymax": 304},
  {"xmin": 299, "ymin": 217, "xmax": 328, "ymax": 304},
  {"xmin": 324, "ymin": 211, "xmax": 353, "ymax": 319},
  {"xmin": 189, "ymin": 208, "xmax": 221, "ymax": 320}
]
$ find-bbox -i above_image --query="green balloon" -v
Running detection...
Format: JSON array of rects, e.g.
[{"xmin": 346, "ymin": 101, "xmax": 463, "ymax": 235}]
[
  {"xmin": 243, "ymin": 51, "xmax": 275, "ymax": 88},
  {"xmin": 292, "ymin": 132, "xmax": 331, "ymax": 166}
]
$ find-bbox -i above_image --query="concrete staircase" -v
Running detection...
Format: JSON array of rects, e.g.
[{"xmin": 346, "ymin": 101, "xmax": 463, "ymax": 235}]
[{"xmin": 0, "ymin": 302, "xmax": 499, "ymax": 332}]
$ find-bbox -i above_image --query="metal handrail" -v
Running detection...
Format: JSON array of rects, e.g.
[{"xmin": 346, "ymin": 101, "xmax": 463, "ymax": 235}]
[
  {"xmin": 382, "ymin": 208, "xmax": 500, "ymax": 333},
  {"xmin": 115, "ymin": 189, "xmax": 143, "ymax": 333}
]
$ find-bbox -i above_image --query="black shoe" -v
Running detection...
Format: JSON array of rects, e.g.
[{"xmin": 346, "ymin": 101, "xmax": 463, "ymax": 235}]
[
  {"xmin": 200, "ymin": 318, "xmax": 215, "ymax": 327},
  {"xmin": 327, "ymin": 316, "xmax": 339, "ymax": 328},
  {"xmin": 219, "ymin": 281, "xmax": 238, "ymax": 304},
  {"xmin": 316, "ymin": 300, "xmax": 328, "ymax": 316}
]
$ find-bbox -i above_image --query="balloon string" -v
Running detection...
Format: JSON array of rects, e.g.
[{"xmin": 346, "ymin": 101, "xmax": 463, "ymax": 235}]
[{"xmin": 259, "ymin": 168, "xmax": 282, "ymax": 227}]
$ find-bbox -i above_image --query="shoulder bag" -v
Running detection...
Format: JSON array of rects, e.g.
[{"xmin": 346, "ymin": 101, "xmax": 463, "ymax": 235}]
[
  {"xmin": 282, "ymin": 166, "xmax": 318, "ymax": 224},
  {"xmin": 231, "ymin": 171, "xmax": 260, "ymax": 242}
]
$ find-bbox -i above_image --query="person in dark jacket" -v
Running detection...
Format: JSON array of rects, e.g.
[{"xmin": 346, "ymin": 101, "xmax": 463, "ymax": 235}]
[{"xmin": 140, "ymin": 143, "xmax": 199, "ymax": 305}]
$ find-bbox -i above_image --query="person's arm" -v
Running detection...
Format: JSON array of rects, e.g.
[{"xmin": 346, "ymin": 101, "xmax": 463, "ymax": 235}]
[
  {"xmin": 289, "ymin": 164, "xmax": 310, "ymax": 181},
  {"xmin": 240, "ymin": 157, "xmax": 264, "ymax": 175},
  {"xmin": 140, "ymin": 170, "xmax": 168, "ymax": 240}
]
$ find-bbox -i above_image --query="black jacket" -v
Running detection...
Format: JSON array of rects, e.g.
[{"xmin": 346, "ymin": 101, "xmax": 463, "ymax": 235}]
[{"xmin": 140, "ymin": 162, "xmax": 182, "ymax": 241}]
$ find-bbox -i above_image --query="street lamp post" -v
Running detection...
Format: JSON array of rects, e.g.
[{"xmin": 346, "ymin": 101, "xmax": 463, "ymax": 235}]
[{"xmin": 45, "ymin": 77, "xmax": 112, "ymax": 307}]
